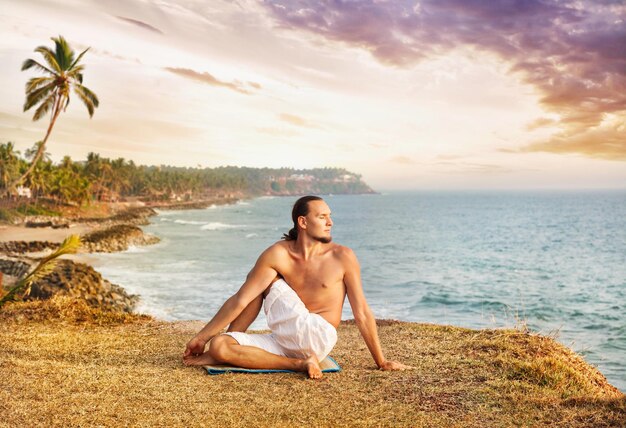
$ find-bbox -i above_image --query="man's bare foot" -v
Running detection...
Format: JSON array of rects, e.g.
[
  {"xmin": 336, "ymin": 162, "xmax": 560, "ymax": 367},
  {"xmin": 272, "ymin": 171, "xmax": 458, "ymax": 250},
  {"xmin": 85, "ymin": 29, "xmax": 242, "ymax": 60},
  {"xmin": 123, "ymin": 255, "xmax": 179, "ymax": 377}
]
[
  {"xmin": 303, "ymin": 355, "xmax": 322, "ymax": 379},
  {"xmin": 183, "ymin": 351, "xmax": 219, "ymax": 367}
]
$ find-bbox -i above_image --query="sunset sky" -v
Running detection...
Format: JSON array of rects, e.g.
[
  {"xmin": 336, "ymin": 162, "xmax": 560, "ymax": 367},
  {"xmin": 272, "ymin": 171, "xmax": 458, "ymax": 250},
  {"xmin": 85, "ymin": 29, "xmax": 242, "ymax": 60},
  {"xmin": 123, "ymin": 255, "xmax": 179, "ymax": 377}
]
[{"xmin": 0, "ymin": 0, "xmax": 624, "ymax": 190}]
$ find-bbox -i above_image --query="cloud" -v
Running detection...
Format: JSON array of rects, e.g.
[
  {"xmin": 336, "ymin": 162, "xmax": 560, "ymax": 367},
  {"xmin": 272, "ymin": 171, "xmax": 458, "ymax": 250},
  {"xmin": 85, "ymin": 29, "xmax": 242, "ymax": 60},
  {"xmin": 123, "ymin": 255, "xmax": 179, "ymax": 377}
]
[
  {"xmin": 389, "ymin": 155, "xmax": 415, "ymax": 164},
  {"xmin": 525, "ymin": 117, "xmax": 557, "ymax": 131},
  {"xmin": 257, "ymin": 127, "xmax": 299, "ymax": 137},
  {"xmin": 519, "ymin": 119, "xmax": 626, "ymax": 160},
  {"xmin": 115, "ymin": 16, "xmax": 164, "ymax": 34},
  {"xmin": 261, "ymin": 0, "xmax": 626, "ymax": 160},
  {"xmin": 434, "ymin": 161, "xmax": 516, "ymax": 174},
  {"xmin": 164, "ymin": 67, "xmax": 261, "ymax": 95},
  {"xmin": 279, "ymin": 113, "xmax": 318, "ymax": 128}
]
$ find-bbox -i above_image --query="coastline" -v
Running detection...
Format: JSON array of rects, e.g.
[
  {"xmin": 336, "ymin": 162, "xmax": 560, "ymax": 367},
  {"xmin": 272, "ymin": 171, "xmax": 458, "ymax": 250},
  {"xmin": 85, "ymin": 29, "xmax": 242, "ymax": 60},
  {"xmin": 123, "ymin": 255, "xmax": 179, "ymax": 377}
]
[{"xmin": 0, "ymin": 197, "xmax": 239, "ymax": 311}]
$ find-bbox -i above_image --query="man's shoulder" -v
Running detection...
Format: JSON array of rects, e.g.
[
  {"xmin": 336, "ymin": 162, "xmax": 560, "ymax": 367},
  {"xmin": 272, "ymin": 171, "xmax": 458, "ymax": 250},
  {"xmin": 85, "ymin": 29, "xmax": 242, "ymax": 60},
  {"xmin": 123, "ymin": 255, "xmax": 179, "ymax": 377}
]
[
  {"xmin": 330, "ymin": 243, "xmax": 357, "ymax": 260},
  {"xmin": 263, "ymin": 240, "xmax": 291, "ymax": 255}
]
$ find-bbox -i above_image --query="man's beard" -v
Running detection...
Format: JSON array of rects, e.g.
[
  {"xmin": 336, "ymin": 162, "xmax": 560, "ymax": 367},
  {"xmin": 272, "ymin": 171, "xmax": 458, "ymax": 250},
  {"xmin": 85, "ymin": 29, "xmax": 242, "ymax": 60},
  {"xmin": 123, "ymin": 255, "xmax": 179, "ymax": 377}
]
[{"xmin": 313, "ymin": 235, "xmax": 332, "ymax": 244}]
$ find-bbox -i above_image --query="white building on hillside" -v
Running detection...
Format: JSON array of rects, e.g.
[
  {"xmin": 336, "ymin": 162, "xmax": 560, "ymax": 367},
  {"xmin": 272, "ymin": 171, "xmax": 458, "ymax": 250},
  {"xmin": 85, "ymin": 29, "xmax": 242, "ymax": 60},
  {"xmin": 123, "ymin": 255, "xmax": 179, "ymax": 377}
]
[{"xmin": 17, "ymin": 186, "xmax": 31, "ymax": 198}]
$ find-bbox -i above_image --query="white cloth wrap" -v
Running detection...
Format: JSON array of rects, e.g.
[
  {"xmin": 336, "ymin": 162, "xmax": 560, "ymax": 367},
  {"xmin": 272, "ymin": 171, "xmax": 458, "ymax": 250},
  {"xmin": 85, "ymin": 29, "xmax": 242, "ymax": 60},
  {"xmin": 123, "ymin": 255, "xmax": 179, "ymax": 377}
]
[{"xmin": 224, "ymin": 279, "xmax": 337, "ymax": 361}]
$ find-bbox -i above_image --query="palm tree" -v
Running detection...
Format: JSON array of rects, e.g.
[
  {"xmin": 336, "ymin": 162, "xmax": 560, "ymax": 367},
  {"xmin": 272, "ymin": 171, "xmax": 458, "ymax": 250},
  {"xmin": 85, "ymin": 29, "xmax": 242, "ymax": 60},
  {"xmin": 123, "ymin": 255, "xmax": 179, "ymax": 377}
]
[
  {"xmin": 25, "ymin": 141, "xmax": 51, "ymax": 163},
  {"xmin": 26, "ymin": 160, "xmax": 51, "ymax": 200},
  {"xmin": 0, "ymin": 142, "xmax": 21, "ymax": 193},
  {"xmin": 14, "ymin": 35, "xmax": 99, "ymax": 187}
]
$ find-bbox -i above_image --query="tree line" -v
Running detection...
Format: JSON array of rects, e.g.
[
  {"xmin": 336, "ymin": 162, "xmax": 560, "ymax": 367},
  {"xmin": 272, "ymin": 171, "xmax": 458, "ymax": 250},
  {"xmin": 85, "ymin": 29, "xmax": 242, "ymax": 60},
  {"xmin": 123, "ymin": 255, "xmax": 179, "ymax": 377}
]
[{"xmin": 0, "ymin": 143, "xmax": 373, "ymax": 206}]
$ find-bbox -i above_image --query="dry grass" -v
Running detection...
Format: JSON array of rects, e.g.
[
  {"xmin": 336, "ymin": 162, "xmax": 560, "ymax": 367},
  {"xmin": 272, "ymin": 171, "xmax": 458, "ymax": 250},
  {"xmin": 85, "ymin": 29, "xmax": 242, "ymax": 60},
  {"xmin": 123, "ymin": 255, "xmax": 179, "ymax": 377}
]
[{"xmin": 1, "ymin": 299, "xmax": 624, "ymax": 427}]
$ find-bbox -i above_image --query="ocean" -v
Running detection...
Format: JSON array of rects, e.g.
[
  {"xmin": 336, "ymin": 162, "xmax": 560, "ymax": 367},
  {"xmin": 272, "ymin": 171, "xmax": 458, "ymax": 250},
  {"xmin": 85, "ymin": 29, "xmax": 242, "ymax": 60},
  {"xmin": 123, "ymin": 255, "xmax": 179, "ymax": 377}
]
[{"xmin": 88, "ymin": 191, "xmax": 626, "ymax": 391}]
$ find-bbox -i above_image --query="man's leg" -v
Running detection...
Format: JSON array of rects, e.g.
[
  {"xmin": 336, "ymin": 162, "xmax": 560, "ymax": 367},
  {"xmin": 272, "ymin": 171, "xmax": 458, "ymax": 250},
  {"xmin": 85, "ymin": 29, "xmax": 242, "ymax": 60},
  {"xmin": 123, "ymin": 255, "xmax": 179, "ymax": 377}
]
[{"xmin": 183, "ymin": 334, "xmax": 322, "ymax": 379}]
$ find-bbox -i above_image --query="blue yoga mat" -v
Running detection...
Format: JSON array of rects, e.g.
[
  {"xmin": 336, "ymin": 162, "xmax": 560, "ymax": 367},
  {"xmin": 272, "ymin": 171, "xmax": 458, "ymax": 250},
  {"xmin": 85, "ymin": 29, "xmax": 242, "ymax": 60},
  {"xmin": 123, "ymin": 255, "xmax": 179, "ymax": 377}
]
[{"xmin": 204, "ymin": 356, "xmax": 341, "ymax": 375}]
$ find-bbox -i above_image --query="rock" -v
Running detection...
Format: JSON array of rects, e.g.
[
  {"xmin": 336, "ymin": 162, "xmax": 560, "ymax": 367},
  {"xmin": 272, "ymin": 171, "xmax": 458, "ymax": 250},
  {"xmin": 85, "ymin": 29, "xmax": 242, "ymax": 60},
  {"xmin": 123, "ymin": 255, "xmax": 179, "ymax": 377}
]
[
  {"xmin": 81, "ymin": 224, "xmax": 160, "ymax": 253},
  {"xmin": 0, "ymin": 241, "xmax": 59, "ymax": 256},
  {"xmin": 25, "ymin": 221, "xmax": 54, "ymax": 228},
  {"xmin": 27, "ymin": 259, "xmax": 137, "ymax": 312},
  {"xmin": 74, "ymin": 207, "xmax": 158, "ymax": 226},
  {"xmin": 0, "ymin": 258, "xmax": 31, "ymax": 278}
]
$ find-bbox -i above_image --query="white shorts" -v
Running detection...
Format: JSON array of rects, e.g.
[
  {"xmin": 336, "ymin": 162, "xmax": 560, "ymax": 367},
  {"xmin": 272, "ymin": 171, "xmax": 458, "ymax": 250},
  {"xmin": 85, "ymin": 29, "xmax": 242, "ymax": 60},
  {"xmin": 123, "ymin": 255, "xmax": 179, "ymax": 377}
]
[{"xmin": 224, "ymin": 279, "xmax": 337, "ymax": 361}]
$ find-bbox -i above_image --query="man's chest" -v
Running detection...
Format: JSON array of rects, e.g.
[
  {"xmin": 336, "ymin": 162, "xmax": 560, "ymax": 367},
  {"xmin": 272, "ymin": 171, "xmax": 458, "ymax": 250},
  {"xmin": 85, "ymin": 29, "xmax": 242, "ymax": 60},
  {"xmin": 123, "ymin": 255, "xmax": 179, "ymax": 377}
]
[{"xmin": 278, "ymin": 257, "xmax": 345, "ymax": 291}]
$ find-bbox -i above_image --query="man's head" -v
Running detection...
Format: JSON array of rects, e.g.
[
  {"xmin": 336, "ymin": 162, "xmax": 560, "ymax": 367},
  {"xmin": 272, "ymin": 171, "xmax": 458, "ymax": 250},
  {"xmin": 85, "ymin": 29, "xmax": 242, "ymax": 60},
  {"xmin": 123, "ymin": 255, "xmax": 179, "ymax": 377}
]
[{"xmin": 282, "ymin": 195, "xmax": 333, "ymax": 243}]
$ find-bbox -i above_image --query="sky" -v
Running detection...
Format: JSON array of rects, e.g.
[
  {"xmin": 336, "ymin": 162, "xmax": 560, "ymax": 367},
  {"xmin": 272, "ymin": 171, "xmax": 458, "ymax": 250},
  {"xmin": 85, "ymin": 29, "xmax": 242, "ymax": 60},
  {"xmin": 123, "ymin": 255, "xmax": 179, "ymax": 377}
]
[{"xmin": 0, "ymin": 0, "xmax": 624, "ymax": 190}]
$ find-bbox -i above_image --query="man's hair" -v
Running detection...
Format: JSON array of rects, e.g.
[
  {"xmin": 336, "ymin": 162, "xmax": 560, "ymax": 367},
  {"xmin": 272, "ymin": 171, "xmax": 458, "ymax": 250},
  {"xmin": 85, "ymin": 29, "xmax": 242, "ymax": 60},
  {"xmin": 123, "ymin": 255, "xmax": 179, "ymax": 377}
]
[{"xmin": 282, "ymin": 195, "xmax": 324, "ymax": 241}]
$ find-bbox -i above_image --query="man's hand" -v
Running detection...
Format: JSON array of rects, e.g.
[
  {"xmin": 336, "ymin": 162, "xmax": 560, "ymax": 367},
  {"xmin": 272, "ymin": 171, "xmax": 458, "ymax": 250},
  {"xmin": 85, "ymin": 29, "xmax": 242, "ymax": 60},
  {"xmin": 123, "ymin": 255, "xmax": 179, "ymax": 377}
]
[
  {"xmin": 378, "ymin": 360, "xmax": 415, "ymax": 371},
  {"xmin": 183, "ymin": 336, "xmax": 207, "ymax": 358}
]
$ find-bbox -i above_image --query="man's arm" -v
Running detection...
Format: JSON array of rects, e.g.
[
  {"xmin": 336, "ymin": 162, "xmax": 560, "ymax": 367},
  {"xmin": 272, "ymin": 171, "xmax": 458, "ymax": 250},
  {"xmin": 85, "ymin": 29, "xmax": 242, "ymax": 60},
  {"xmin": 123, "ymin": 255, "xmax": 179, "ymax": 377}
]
[
  {"xmin": 183, "ymin": 246, "xmax": 280, "ymax": 357},
  {"xmin": 343, "ymin": 247, "xmax": 413, "ymax": 371}
]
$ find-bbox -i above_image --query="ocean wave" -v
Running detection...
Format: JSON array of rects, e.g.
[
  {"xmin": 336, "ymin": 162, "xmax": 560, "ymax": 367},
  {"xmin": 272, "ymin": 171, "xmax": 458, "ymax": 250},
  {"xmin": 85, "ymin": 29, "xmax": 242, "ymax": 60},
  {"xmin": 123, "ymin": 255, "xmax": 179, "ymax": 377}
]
[
  {"xmin": 174, "ymin": 219, "xmax": 206, "ymax": 225},
  {"xmin": 245, "ymin": 233, "xmax": 258, "ymax": 238},
  {"xmin": 125, "ymin": 245, "xmax": 149, "ymax": 253},
  {"xmin": 200, "ymin": 222, "xmax": 245, "ymax": 230}
]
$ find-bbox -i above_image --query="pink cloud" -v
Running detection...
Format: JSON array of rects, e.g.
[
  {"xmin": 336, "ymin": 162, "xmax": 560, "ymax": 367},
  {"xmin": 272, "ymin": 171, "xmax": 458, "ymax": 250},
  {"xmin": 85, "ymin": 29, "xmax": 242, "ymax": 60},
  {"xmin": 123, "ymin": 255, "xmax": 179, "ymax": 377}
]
[{"xmin": 262, "ymin": 0, "xmax": 626, "ymax": 160}]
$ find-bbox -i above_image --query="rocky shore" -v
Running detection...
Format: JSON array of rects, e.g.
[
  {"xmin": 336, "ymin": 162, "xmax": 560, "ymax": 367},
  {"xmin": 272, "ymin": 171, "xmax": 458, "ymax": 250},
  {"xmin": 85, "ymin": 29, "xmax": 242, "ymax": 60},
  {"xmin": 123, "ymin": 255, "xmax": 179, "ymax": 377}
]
[
  {"xmin": 28, "ymin": 259, "xmax": 139, "ymax": 312},
  {"xmin": 0, "ymin": 198, "xmax": 237, "ymax": 314}
]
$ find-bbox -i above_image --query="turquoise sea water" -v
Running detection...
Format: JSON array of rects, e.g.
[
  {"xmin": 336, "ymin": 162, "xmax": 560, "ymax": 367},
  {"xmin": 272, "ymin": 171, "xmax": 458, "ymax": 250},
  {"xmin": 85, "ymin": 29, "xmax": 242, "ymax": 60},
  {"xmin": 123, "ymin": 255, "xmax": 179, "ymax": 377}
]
[{"xmin": 89, "ymin": 191, "xmax": 626, "ymax": 391}]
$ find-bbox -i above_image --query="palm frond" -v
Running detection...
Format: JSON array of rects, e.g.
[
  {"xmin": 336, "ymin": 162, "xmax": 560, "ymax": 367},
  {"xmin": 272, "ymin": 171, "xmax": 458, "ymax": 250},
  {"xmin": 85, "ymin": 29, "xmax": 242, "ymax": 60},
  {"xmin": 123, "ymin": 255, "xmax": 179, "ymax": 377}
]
[
  {"xmin": 67, "ymin": 68, "xmax": 85, "ymax": 85},
  {"xmin": 21, "ymin": 58, "xmax": 56, "ymax": 74},
  {"xmin": 25, "ymin": 76, "xmax": 54, "ymax": 93},
  {"xmin": 41, "ymin": 235, "xmax": 81, "ymax": 263},
  {"xmin": 0, "ymin": 235, "xmax": 81, "ymax": 310},
  {"xmin": 76, "ymin": 84, "xmax": 99, "ymax": 107},
  {"xmin": 67, "ymin": 65, "xmax": 85, "ymax": 77},
  {"xmin": 53, "ymin": 36, "xmax": 74, "ymax": 70},
  {"xmin": 24, "ymin": 82, "xmax": 57, "ymax": 112},
  {"xmin": 32, "ymin": 92, "xmax": 57, "ymax": 121},
  {"xmin": 74, "ymin": 85, "xmax": 99, "ymax": 116},
  {"xmin": 34, "ymin": 46, "xmax": 62, "ymax": 73},
  {"xmin": 73, "ymin": 87, "xmax": 94, "ymax": 117},
  {"xmin": 69, "ymin": 47, "xmax": 90, "ymax": 70}
]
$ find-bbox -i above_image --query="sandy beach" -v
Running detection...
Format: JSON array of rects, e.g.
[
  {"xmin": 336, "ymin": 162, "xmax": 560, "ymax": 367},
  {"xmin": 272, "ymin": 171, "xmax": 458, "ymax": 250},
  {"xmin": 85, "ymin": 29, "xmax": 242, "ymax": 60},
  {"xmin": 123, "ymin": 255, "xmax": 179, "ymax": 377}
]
[{"xmin": 0, "ymin": 224, "xmax": 95, "ymax": 243}]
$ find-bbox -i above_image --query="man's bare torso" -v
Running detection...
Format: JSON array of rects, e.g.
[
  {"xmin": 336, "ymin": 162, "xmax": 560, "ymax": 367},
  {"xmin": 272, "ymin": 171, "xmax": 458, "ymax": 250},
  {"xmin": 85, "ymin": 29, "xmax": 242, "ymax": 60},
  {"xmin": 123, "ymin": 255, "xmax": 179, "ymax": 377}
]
[{"xmin": 264, "ymin": 240, "xmax": 348, "ymax": 328}]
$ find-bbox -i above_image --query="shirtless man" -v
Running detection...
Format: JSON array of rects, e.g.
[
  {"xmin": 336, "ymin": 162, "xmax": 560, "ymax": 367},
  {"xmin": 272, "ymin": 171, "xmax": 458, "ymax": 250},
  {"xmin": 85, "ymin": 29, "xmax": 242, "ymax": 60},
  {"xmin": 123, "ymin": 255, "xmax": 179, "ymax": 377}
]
[{"xmin": 183, "ymin": 195, "xmax": 412, "ymax": 378}]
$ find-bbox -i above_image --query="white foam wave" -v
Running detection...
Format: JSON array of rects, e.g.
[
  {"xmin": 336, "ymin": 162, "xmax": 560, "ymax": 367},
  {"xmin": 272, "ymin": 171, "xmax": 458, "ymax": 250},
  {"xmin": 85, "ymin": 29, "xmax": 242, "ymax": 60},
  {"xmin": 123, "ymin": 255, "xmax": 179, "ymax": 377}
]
[
  {"xmin": 245, "ymin": 233, "xmax": 258, "ymax": 238},
  {"xmin": 200, "ymin": 222, "xmax": 245, "ymax": 231},
  {"xmin": 174, "ymin": 219, "xmax": 206, "ymax": 225},
  {"xmin": 125, "ymin": 245, "xmax": 148, "ymax": 253}
]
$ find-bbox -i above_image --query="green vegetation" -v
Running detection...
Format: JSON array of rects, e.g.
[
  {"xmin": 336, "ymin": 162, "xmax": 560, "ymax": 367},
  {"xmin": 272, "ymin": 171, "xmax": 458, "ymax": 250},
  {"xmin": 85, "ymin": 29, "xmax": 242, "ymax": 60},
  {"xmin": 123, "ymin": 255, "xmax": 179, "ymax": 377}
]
[
  {"xmin": 14, "ymin": 35, "xmax": 99, "ymax": 187},
  {"xmin": 1, "ymin": 144, "xmax": 373, "ymax": 211}
]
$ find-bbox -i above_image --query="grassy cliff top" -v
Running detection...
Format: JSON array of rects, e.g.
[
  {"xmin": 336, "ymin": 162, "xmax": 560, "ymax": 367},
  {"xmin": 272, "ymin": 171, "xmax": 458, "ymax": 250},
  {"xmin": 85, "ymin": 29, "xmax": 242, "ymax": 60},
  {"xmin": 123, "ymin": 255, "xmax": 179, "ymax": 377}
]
[{"xmin": 1, "ymin": 297, "xmax": 624, "ymax": 427}]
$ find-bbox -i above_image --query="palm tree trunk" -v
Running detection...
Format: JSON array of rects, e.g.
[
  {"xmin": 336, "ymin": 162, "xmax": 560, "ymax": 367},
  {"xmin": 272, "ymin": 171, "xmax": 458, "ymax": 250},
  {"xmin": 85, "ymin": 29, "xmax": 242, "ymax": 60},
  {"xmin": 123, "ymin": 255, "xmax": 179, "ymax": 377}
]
[{"xmin": 12, "ymin": 94, "xmax": 61, "ymax": 187}]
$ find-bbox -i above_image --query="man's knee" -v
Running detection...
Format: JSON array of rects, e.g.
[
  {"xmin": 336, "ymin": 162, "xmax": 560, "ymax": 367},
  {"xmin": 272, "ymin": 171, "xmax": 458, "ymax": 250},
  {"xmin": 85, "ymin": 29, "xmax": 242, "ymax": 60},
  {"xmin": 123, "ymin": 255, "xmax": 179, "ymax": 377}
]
[{"xmin": 208, "ymin": 335, "xmax": 236, "ymax": 361}]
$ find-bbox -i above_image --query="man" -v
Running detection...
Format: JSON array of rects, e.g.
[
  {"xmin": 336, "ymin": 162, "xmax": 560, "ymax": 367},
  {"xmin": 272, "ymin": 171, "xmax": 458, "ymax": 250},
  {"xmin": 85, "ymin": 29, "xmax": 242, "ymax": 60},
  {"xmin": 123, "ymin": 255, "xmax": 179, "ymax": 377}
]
[{"xmin": 183, "ymin": 195, "xmax": 412, "ymax": 378}]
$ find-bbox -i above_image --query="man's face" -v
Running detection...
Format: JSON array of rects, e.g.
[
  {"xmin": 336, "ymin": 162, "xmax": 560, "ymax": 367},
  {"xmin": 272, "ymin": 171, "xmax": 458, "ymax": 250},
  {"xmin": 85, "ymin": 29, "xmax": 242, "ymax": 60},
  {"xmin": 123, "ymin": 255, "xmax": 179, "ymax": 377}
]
[{"xmin": 302, "ymin": 200, "xmax": 333, "ymax": 243}]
